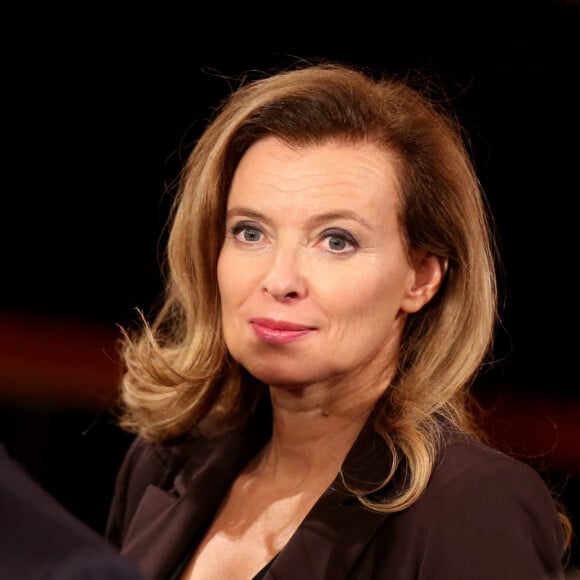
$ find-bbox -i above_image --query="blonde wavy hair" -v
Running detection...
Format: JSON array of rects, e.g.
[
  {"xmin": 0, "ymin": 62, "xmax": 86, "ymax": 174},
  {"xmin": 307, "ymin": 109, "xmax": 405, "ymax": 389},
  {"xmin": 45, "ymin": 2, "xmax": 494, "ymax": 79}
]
[{"xmin": 116, "ymin": 61, "xmax": 547, "ymax": 522}]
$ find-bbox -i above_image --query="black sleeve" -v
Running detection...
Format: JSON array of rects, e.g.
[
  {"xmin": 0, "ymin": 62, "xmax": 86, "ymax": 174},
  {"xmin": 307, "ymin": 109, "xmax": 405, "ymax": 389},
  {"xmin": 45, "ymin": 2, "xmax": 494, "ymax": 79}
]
[
  {"xmin": 0, "ymin": 443, "xmax": 144, "ymax": 580},
  {"xmin": 45, "ymin": 549, "xmax": 145, "ymax": 580}
]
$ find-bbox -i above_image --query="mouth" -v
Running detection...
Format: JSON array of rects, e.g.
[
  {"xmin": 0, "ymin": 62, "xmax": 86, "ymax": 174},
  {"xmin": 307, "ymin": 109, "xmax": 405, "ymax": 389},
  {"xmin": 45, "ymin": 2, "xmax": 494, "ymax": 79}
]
[{"xmin": 250, "ymin": 317, "xmax": 316, "ymax": 344}]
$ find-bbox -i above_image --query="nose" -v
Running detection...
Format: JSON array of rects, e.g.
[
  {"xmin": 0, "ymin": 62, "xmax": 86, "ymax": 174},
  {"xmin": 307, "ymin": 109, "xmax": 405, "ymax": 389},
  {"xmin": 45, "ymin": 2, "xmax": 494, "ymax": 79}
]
[{"xmin": 262, "ymin": 244, "xmax": 307, "ymax": 303}]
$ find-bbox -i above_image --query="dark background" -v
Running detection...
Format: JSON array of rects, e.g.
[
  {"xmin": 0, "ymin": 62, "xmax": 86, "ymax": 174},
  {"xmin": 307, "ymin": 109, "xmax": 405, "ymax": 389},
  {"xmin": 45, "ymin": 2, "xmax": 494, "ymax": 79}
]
[{"xmin": 1, "ymin": 1, "xmax": 579, "ymax": 573}]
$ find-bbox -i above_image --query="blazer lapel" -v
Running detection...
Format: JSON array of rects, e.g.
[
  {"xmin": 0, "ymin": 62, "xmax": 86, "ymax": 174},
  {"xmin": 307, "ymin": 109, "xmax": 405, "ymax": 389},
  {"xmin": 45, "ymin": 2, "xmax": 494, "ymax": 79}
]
[
  {"xmin": 121, "ymin": 484, "xmax": 208, "ymax": 580},
  {"xmin": 269, "ymin": 491, "xmax": 388, "ymax": 580},
  {"xmin": 121, "ymin": 416, "xmax": 272, "ymax": 580},
  {"xmin": 120, "ymin": 400, "xmax": 394, "ymax": 580},
  {"xmin": 267, "ymin": 415, "xmax": 397, "ymax": 580}
]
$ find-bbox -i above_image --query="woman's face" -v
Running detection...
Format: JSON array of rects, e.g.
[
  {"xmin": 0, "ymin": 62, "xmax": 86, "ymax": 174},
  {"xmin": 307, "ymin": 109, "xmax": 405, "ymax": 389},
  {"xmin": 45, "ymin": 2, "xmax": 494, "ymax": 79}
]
[{"xmin": 217, "ymin": 137, "xmax": 442, "ymax": 392}]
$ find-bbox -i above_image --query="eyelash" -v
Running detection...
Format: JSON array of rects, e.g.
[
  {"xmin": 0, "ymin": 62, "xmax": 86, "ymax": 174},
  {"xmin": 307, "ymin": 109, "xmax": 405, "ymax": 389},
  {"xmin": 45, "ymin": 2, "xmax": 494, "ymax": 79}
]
[
  {"xmin": 320, "ymin": 229, "xmax": 358, "ymax": 253},
  {"xmin": 227, "ymin": 222, "xmax": 359, "ymax": 254},
  {"xmin": 229, "ymin": 221, "xmax": 263, "ymax": 243}
]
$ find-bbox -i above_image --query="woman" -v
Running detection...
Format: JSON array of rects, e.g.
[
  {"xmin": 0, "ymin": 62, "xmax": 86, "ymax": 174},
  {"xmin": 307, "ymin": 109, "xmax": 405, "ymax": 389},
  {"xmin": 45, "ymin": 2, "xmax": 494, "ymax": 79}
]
[{"xmin": 106, "ymin": 62, "xmax": 570, "ymax": 579}]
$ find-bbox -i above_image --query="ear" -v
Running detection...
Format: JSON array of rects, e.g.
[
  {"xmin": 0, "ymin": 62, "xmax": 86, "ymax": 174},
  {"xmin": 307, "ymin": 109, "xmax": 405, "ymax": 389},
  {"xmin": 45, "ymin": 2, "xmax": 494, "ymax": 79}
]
[{"xmin": 400, "ymin": 251, "xmax": 447, "ymax": 314}]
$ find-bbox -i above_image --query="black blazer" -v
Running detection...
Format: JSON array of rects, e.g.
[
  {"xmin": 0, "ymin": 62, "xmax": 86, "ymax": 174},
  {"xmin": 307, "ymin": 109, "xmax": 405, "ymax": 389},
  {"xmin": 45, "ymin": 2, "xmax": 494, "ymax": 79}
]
[
  {"xmin": 0, "ymin": 442, "xmax": 144, "ymax": 580},
  {"xmin": 107, "ymin": 406, "xmax": 566, "ymax": 580}
]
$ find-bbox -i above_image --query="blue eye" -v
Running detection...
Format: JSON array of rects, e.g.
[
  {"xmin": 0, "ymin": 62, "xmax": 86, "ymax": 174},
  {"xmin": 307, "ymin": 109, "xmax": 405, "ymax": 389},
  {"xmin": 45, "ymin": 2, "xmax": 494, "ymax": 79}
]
[
  {"xmin": 230, "ymin": 222, "xmax": 263, "ymax": 244},
  {"xmin": 322, "ymin": 229, "xmax": 358, "ymax": 253},
  {"xmin": 241, "ymin": 227, "xmax": 261, "ymax": 242},
  {"xmin": 328, "ymin": 236, "xmax": 348, "ymax": 251}
]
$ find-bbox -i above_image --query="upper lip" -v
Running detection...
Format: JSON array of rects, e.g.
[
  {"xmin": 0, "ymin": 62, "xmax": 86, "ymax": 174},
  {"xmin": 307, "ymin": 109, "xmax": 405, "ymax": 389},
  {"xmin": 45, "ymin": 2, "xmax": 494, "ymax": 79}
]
[{"xmin": 250, "ymin": 317, "xmax": 314, "ymax": 331}]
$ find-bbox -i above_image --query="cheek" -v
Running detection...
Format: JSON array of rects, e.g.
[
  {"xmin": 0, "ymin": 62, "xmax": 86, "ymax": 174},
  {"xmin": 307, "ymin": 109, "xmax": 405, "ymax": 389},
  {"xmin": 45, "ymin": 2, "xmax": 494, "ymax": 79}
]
[
  {"xmin": 217, "ymin": 253, "xmax": 237, "ymax": 315},
  {"xmin": 322, "ymin": 267, "xmax": 407, "ymax": 327},
  {"xmin": 217, "ymin": 254, "xmax": 240, "ymax": 353},
  {"xmin": 217, "ymin": 251, "xmax": 259, "ymax": 312},
  {"xmin": 217, "ymin": 251, "xmax": 240, "ymax": 293},
  {"xmin": 216, "ymin": 254, "xmax": 228, "ymax": 302}
]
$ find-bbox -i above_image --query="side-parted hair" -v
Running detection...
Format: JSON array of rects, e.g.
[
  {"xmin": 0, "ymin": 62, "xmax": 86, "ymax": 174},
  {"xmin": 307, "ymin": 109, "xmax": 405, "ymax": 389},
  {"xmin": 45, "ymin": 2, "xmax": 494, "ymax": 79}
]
[{"xmin": 116, "ymin": 62, "xmax": 567, "ymax": 540}]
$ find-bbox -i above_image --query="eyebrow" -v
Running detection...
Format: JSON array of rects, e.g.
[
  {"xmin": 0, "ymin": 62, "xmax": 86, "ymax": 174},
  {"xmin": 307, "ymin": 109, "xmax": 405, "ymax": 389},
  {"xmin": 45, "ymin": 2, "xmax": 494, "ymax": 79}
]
[
  {"xmin": 225, "ymin": 207, "xmax": 269, "ymax": 222},
  {"xmin": 225, "ymin": 206, "xmax": 373, "ymax": 231}
]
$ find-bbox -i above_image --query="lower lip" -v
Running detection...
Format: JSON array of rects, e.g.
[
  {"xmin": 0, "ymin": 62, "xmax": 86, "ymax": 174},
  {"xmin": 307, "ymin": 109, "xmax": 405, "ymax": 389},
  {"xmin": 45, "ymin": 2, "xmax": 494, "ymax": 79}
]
[{"xmin": 250, "ymin": 322, "xmax": 315, "ymax": 344}]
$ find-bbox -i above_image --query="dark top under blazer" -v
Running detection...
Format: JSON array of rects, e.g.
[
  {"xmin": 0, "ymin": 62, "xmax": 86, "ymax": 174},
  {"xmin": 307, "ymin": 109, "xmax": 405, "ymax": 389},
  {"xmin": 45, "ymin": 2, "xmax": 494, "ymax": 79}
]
[
  {"xmin": 0, "ymin": 442, "xmax": 144, "ymax": 580},
  {"xmin": 106, "ymin": 402, "xmax": 566, "ymax": 580}
]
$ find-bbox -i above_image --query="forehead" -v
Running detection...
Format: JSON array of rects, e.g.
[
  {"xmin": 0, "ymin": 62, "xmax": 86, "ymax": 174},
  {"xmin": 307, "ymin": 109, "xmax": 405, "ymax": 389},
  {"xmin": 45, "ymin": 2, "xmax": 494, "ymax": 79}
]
[{"xmin": 227, "ymin": 137, "xmax": 401, "ymax": 215}]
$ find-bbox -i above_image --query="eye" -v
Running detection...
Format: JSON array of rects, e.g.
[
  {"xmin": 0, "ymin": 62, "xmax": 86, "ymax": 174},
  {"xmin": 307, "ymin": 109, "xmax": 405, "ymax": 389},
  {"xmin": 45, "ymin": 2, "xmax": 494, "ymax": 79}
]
[
  {"xmin": 321, "ymin": 229, "xmax": 358, "ymax": 254},
  {"xmin": 229, "ymin": 221, "xmax": 264, "ymax": 244}
]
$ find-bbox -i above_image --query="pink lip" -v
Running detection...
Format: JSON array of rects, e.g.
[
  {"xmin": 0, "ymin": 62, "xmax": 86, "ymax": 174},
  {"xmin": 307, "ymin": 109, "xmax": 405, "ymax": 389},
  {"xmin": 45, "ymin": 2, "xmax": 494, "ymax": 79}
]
[{"xmin": 250, "ymin": 318, "xmax": 316, "ymax": 344}]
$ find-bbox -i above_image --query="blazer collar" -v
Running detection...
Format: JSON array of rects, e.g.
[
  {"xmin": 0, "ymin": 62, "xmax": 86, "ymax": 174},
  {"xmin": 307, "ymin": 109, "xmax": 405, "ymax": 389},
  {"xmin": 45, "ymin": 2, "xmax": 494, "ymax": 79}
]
[
  {"xmin": 270, "ymin": 415, "xmax": 397, "ymax": 579},
  {"xmin": 121, "ymin": 402, "xmax": 272, "ymax": 579},
  {"xmin": 122, "ymin": 402, "xmax": 396, "ymax": 580}
]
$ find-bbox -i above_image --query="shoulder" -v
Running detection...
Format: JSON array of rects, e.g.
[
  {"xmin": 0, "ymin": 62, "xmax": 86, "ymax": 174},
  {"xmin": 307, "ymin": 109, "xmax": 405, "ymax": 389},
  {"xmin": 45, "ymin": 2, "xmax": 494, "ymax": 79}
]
[
  {"xmin": 109, "ymin": 431, "xmax": 234, "ymax": 498},
  {"xmin": 109, "ymin": 406, "xmax": 273, "ymax": 508},
  {"xmin": 424, "ymin": 433, "xmax": 564, "ymax": 536},
  {"xmin": 113, "ymin": 436, "xmax": 184, "ymax": 490},
  {"xmin": 430, "ymin": 434, "xmax": 560, "ymax": 512},
  {"xmin": 374, "ymin": 434, "xmax": 566, "ymax": 578},
  {"xmin": 434, "ymin": 433, "xmax": 541, "ymax": 479},
  {"xmin": 0, "ymin": 444, "xmax": 143, "ymax": 579},
  {"xmin": 0, "ymin": 444, "xmax": 98, "ymax": 542}
]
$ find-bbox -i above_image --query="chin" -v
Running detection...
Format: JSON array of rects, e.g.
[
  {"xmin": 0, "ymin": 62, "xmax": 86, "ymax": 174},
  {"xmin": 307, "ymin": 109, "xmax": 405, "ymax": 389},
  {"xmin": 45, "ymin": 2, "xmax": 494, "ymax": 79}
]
[{"xmin": 241, "ymin": 360, "xmax": 315, "ymax": 389}]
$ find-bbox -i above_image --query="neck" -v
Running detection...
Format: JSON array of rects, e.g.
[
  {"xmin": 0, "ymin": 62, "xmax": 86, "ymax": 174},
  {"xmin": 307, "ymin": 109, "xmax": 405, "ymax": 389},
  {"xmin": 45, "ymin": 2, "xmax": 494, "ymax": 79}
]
[{"xmin": 257, "ymin": 371, "xmax": 390, "ymax": 486}]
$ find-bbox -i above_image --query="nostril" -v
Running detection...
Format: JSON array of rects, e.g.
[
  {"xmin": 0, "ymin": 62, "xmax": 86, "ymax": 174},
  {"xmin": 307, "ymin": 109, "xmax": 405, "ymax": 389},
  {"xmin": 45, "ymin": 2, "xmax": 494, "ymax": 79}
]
[
  {"xmin": 262, "ymin": 284, "xmax": 304, "ymax": 302},
  {"xmin": 283, "ymin": 291, "xmax": 299, "ymax": 301}
]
